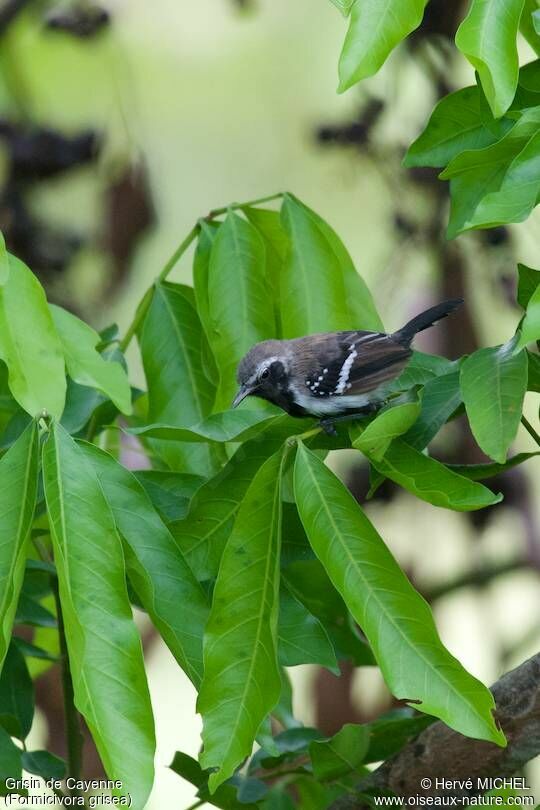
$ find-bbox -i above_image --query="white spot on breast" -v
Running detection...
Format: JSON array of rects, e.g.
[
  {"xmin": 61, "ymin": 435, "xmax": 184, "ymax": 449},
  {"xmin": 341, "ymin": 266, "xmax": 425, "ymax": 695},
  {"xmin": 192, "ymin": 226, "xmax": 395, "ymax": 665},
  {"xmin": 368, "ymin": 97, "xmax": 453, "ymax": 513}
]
[{"xmin": 335, "ymin": 349, "xmax": 358, "ymax": 394}]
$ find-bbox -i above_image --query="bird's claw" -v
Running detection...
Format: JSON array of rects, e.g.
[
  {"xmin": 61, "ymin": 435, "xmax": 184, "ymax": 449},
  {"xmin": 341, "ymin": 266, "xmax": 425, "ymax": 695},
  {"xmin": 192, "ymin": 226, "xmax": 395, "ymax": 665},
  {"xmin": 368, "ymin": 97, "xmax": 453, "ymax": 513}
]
[{"xmin": 319, "ymin": 419, "xmax": 338, "ymax": 436}]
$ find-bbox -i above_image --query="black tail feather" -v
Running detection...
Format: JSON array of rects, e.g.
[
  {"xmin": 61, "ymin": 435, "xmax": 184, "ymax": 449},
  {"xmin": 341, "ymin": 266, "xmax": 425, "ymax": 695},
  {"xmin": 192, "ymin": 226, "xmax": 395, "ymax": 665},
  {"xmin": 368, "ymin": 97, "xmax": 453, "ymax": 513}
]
[{"xmin": 393, "ymin": 299, "xmax": 463, "ymax": 345}]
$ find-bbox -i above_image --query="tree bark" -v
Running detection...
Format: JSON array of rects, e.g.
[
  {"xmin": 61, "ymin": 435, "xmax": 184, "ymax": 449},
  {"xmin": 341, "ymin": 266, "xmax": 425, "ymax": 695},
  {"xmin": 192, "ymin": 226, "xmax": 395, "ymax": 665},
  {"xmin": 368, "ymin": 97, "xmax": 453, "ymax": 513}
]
[{"xmin": 330, "ymin": 653, "xmax": 540, "ymax": 809}]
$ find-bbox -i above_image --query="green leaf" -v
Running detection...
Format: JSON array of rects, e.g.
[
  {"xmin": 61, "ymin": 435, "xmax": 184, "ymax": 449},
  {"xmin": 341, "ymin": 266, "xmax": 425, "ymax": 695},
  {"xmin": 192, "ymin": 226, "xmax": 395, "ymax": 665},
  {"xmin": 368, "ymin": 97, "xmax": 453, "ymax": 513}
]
[
  {"xmin": 134, "ymin": 470, "xmax": 205, "ymax": 522},
  {"xmin": 284, "ymin": 560, "xmax": 374, "ymax": 666},
  {"xmin": 198, "ymin": 451, "xmax": 285, "ymax": 792},
  {"xmin": 368, "ymin": 439, "xmax": 502, "ymax": 510},
  {"xmin": 350, "ymin": 390, "xmax": 422, "ymax": 461},
  {"xmin": 309, "ymin": 723, "xmax": 369, "ymax": 781},
  {"xmin": 79, "ymin": 442, "xmax": 210, "ymax": 688},
  {"xmin": 534, "ymin": 7, "xmax": 540, "ymax": 32},
  {"xmin": 0, "ymin": 256, "xmax": 65, "ymax": 419},
  {"xmin": 388, "ymin": 351, "xmax": 456, "ymax": 392},
  {"xmin": 15, "ymin": 594, "xmax": 57, "ymax": 628},
  {"xmin": 0, "ymin": 234, "xmax": 8, "ymax": 285},
  {"xmin": 456, "ymin": 0, "xmax": 526, "ymax": 118},
  {"xmin": 22, "ymin": 750, "xmax": 66, "ymax": 781},
  {"xmin": 138, "ymin": 282, "xmax": 217, "ymax": 476},
  {"xmin": 42, "ymin": 423, "xmax": 155, "ymax": 809},
  {"xmin": 243, "ymin": 207, "xmax": 288, "ymax": 335},
  {"xmin": 338, "ymin": 0, "xmax": 428, "ymax": 92},
  {"xmin": 517, "ymin": 263, "xmax": 540, "ymax": 309},
  {"xmin": 515, "ymin": 283, "xmax": 540, "ymax": 351},
  {"xmin": 278, "ymin": 586, "xmax": 338, "ymax": 673},
  {"xmin": 0, "ymin": 643, "xmax": 33, "ymax": 739},
  {"xmin": 446, "ymin": 452, "xmax": 540, "ymax": 480},
  {"xmin": 193, "ymin": 221, "xmax": 220, "ymax": 345},
  {"xmin": 460, "ymin": 340, "xmax": 528, "ymax": 463},
  {"xmin": 127, "ymin": 408, "xmax": 280, "ymax": 444},
  {"xmin": 280, "ymin": 195, "xmax": 382, "ymax": 337},
  {"xmin": 207, "ymin": 211, "xmax": 276, "ymax": 411},
  {"xmin": 403, "ymin": 372, "xmax": 461, "ymax": 450},
  {"xmin": 527, "ymin": 350, "xmax": 540, "ymax": 391},
  {"xmin": 404, "ymin": 86, "xmax": 513, "ymax": 168},
  {"xmin": 0, "ymin": 725, "xmax": 22, "ymax": 796},
  {"xmin": 294, "ymin": 442, "xmax": 505, "ymax": 746},
  {"xmin": 50, "ymin": 305, "xmax": 131, "ymax": 415},
  {"xmin": 441, "ymin": 108, "xmax": 540, "ymax": 237},
  {"xmin": 170, "ymin": 751, "xmax": 257, "ymax": 810},
  {"xmin": 12, "ymin": 638, "xmax": 57, "ymax": 662},
  {"xmin": 170, "ymin": 426, "xmax": 291, "ymax": 580},
  {"xmin": 0, "ymin": 421, "xmax": 39, "ymax": 669},
  {"xmin": 364, "ymin": 708, "xmax": 434, "ymax": 763}
]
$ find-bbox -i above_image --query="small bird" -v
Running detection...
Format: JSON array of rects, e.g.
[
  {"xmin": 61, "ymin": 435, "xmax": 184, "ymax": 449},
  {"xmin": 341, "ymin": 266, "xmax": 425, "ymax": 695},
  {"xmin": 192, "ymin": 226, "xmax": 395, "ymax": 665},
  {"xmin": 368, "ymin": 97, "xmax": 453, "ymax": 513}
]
[{"xmin": 232, "ymin": 299, "xmax": 462, "ymax": 430}]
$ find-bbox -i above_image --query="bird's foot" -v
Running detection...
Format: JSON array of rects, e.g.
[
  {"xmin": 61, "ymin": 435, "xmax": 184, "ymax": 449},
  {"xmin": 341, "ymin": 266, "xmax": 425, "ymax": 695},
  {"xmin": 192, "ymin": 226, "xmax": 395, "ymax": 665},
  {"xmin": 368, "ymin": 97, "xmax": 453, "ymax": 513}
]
[{"xmin": 318, "ymin": 402, "xmax": 385, "ymax": 436}]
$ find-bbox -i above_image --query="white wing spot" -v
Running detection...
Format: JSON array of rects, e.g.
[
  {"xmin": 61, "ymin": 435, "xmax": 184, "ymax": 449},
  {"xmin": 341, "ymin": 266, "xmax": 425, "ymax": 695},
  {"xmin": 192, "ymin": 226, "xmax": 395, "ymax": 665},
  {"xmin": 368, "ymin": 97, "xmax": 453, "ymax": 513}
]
[
  {"xmin": 318, "ymin": 375, "xmax": 323, "ymax": 381},
  {"xmin": 323, "ymin": 368, "xmax": 328, "ymax": 374},
  {"xmin": 306, "ymin": 380, "xmax": 311, "ymax": 386},
  {"xmin": 335, "ymin": 348, "xmax": 358, "ymax": 394},
  {"xmin": 313, "ymin": 381, "xmax": 319, "ymax": 388}
]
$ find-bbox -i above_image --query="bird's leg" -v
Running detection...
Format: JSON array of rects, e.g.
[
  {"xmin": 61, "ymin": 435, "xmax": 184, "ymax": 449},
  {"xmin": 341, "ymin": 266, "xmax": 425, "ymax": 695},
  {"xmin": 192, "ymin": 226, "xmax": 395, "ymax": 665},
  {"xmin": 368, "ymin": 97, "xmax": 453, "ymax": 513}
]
[{"xmin": 319, "ymin": 401, "xmax": 384, "ymax": 436}]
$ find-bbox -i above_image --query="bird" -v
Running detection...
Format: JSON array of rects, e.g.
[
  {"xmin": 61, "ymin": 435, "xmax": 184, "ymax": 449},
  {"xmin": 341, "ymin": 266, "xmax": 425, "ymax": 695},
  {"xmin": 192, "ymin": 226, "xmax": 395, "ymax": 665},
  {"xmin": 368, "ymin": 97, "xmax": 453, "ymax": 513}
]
[{"xmin": 232, "ymin": 299, "xmax": 462, "ymax": 432}]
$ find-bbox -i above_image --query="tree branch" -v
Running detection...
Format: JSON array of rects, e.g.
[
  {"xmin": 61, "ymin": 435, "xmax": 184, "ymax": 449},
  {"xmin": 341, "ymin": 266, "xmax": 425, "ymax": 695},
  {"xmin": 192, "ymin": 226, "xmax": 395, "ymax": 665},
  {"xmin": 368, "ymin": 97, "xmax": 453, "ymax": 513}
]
[{"xmin": 330, "ymin": 653, "xmax": 540, "ymax": 808}]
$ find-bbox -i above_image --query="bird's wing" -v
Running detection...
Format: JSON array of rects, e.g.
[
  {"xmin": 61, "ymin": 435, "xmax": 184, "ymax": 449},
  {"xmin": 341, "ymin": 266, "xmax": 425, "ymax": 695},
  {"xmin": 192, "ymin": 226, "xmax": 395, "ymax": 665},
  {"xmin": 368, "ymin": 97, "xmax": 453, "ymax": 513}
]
[{"xmin": 293, "ymin": 331, "xmax": 411, "ymax": 398}]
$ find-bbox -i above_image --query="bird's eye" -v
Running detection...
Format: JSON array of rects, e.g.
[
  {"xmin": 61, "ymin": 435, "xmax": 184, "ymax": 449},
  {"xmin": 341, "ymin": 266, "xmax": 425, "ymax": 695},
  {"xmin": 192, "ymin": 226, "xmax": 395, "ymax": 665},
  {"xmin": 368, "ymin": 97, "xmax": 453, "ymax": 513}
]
[{"xmin": 260, "ymin": 367, "xmax": 270, "ymax": 381}]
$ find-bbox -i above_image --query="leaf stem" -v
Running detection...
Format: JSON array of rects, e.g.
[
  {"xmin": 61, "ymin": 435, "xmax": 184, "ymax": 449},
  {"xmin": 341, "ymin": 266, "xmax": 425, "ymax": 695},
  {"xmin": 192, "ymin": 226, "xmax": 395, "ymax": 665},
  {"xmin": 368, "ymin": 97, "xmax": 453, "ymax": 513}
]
[
  {"xmin": 206, "ymin": 191, "xmax": 284, "ymax": 220},
  {"xmin": 119, "ymin": 192, "xmax": 285, "ymax": 353},
  {"xmin": 51, "ymin": 576, "xmax": 85, "ymax": 804},
  {"xmin": 183, "ymin": 800, "xmax": 204, "ymax": 810},
  {"xmin": 286, "ymin": 426, "xmax": 322, "ymax": 446},
  {"xmin": 521, "ymin": 415, "xmax": 540, "ymax": 447}
]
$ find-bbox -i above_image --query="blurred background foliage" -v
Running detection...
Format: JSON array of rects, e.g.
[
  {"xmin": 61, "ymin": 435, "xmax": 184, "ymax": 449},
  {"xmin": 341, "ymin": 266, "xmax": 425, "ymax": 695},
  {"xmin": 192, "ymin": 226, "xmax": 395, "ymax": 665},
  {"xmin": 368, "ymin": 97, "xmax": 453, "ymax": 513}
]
[{"xmin": 0, "ymin": 0, "xmax": 539, "ymax": 806}]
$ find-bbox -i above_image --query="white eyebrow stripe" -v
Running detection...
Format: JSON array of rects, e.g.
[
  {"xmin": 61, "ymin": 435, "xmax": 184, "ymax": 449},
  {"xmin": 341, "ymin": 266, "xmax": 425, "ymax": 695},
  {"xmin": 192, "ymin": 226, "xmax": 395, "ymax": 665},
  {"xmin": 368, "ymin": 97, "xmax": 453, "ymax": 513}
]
[{"xmin": 335, "ymin": 348, "xmax": 358, "ymax": 394}]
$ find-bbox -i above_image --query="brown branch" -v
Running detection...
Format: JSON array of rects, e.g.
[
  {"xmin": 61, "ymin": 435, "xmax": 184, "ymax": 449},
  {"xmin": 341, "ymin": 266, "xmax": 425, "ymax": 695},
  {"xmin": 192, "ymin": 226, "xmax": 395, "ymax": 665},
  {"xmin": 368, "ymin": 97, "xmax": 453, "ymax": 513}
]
[{"xmin": 330, "ymin": 653, "xmax": 540, "ymax": 808}]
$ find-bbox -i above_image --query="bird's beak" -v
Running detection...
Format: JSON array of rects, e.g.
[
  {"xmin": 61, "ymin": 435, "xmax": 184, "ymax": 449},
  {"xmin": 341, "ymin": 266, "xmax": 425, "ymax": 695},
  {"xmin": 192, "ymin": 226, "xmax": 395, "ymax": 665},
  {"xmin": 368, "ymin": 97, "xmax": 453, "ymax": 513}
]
[{"xmin": 232, "ymin": 385, "xmax": 252, "ymax": 409}]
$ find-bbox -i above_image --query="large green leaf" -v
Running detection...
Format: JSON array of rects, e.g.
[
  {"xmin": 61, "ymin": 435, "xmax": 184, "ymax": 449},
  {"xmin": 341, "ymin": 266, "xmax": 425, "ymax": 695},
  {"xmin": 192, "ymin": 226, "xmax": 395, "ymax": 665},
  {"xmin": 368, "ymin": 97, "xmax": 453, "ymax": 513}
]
[
  {"xmin": 350, "ymin": 391, "xmax": 421, "ymax": 462},
  {"xmin": 50, "ymin": 305, "xmax": 131, "ymax": 415},
  {"xmin": 309, "ymin": 724, "xmax": 369, "ymax": 781},
  {"xmin": 403, "ymin": 372, "xmax": 461, "ymax": 450},
  {"xmin": 198, "ymin": 451, "xmax": 285, "ymax": 791},
  {"xmin": 42, "ymin": 423, "xmax": 155, "ymax": 809},
  {"xmin": 338, "ymin": 0, "xmax": 428, "ymax": 92},
  {"xmin": 294, "ymin": 443, "xmax": 505, "ymax": 745},
  {"xmin": 364, "ymin": 708, "xmax": 433, "ymax": 763},
  {"xmin": 134, "ymin": 470, "xmax": 204, "ymax": 522},
  {"xmin": 0, "ymin": 234, "xmax": 8, "ymax": 285},
  {"xmin": 0, "ymin": 643, "xmax": 34, "ymax": 740},
  {"xmin": 170, "ymin": 424, "xmax": 293, "ymax": 580},
  {"xmin": 520, "ymin": 0, "xmax": 540, "ymax": 53},
  {"xmin": 170, "ymin": 751, "xmax": 258, "ymax": 810},
  {"xmin": 207, "ymin": 211, "xmax": 276, "ymax": 411},
  {"xmin": 127, "ymin": 408, "xmax": 280, "ymax": 445},
  {"xmin": 0, "ymin": 725, "xmax": 22, "ymax": 796},
  {"xmin": 243, "ymin": 207, "xmax": 287, "ymax": 335},
  {"xmin": 277, "ymin": 586, "xmax": 338, "ymax": 673},
  {"xmin": 456, "ymin": 0, "xmax": 526, "ymax": 118},
  {"xmin": 138, "ymin": 281, "xmax": 218, "ymax": 476},
  {"xmin": 79, "ymin": 442, "xmax": 210, "ymax": 687},
  {"xmin": 283, "ymin": 560, "xmax": 374, "ymax": 666},
  {"xmin": 440, "ymin": 108, "xmax": 540, "ymax": 237},
  {"xmin": 404, "ymin": 86, "xmax": 513, "ymax": 168},
  {"xmin": 517, "ymin": 263, "xmax": 540, "ymax": 309},
  {"xmin": 0, "ymin": 256, "xmax": 65, "ymax": 419},
  {"xmin": 388, "ymin": 351, "xmax": 456, "ymax": 392},
  {"xmin": 280, "ymin": 195, "xmax": 382, "ymax": 337},
  {"xmin": 516, "ymin": 282, "xmax": 540, "ymax": 351},
  {"xmin": 447, "ymin": 452, "xmax": 540, "ymax": 480},
  {"xmin": 367, "ymin": 439, "xmax": 502, "ymax": 510},
  {"xmin": 0, "ymin": 422, "xmax": 38, "ymax": 671},
  {"xmin": 460, "ymin": 340, "xmax": 528, "ymax": 463}
]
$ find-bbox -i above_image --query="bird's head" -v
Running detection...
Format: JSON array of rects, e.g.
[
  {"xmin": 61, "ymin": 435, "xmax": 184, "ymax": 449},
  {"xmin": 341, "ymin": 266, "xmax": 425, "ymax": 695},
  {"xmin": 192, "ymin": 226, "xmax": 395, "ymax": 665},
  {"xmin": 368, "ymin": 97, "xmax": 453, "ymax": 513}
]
[{"xmin": 232, "ymin": 340, "xmax": 289, "ymax": 409}]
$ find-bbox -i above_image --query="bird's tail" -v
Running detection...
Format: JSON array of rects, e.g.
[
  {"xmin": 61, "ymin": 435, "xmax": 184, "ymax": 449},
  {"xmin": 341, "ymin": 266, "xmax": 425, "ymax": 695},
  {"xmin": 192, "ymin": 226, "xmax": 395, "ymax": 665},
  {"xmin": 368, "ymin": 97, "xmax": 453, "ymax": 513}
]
[{"xmin": 393, "ymin": 299, "xmax": 463, "ymax": 345}]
